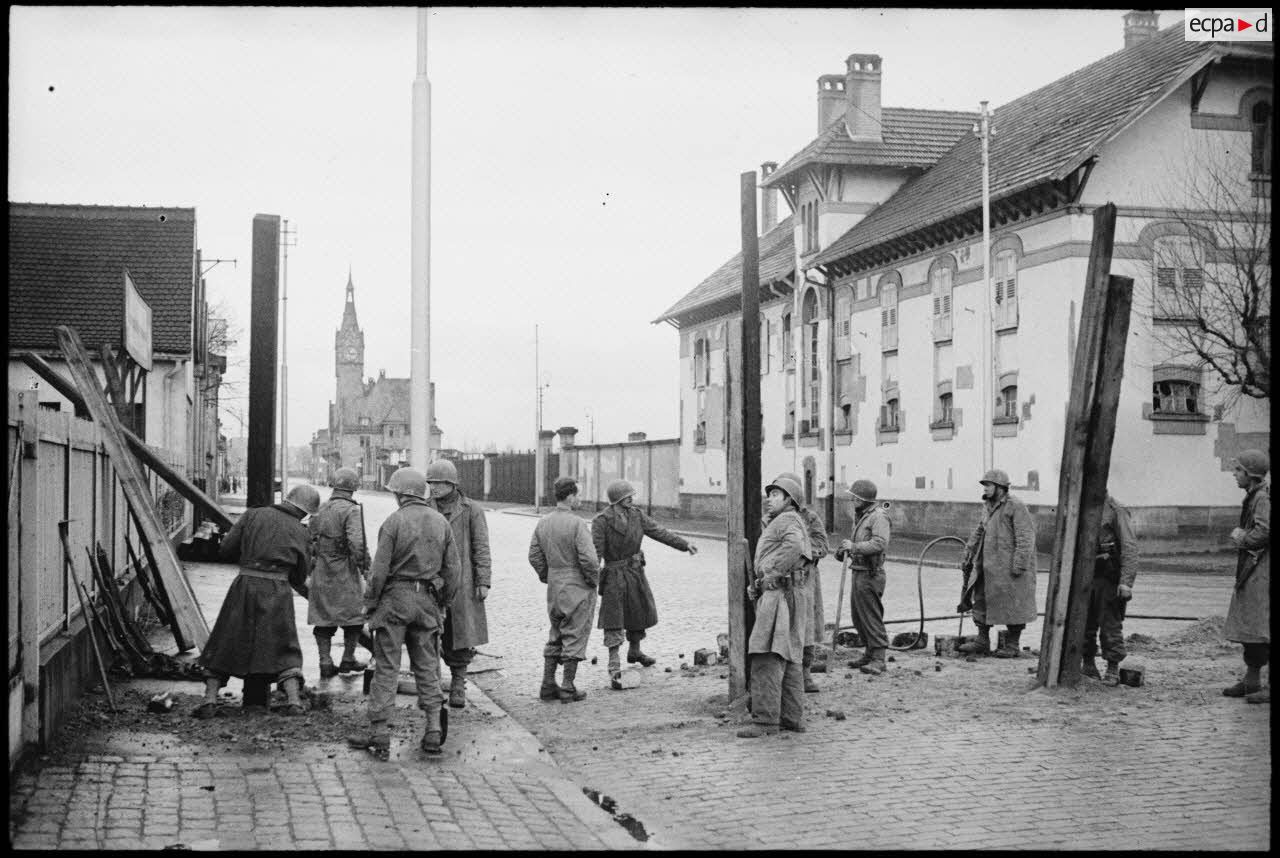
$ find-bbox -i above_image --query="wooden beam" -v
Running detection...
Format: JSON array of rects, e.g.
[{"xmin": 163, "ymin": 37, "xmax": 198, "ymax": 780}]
[
  {"xmin": 248, "ymin": 214, "xmax": 281, "ymax": 508},
  {"xmin": 54, "ymin": 325, "xmax": 209, "ymax": 651},
  {"xmin": 1036, "ymin": 203, "xmax": 1118, "ymax": 688},
  {"xmin": 18, "ymin": 352, "xmax": 232, "ymax": 530}
]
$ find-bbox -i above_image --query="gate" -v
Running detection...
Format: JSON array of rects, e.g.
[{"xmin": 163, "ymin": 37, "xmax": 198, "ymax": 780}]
[{"xmin": 485, "ymin": 450, "xmax": 559, "ymax": 504}]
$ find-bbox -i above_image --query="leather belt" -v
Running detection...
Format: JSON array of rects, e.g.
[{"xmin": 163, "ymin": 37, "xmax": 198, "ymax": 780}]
[{"xmin": 237, "ymin": 568, "xmax": 286, "ymax": 581}]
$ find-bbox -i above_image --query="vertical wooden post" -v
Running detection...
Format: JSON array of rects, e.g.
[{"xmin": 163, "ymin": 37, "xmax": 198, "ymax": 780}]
[
  {"xmin": 17, "ymin": 392, "xmax": 43, "ymax": 749},
  {"xmin": 727, "ymin": 171, "xmax": 762, "ymax": 702},
  {"xmin": 1037, "ymin": 204, "xmax": 1131, "ymax": 687},
  {"xmin": 248, "ymin": 214, "xmax": 280, "ymax": 509}
]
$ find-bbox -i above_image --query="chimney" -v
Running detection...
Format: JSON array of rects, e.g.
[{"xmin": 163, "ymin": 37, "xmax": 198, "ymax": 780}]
[
  {"xmin": 844, "ymin": 54, "xmax": 883, "ymax": 141},
  {"xmin": 627, "ymin": 432, "xmax": 647, "ymax": 442},
  {"xmin": 816, "ymin": 74, "xmax": 846, "ymax": 132},
  {"xmin": 1123, "ymin": 10, "xmax": 1159, "ymax": 47},
  {"xmin": 760, "ymin": 161, "xmax": 778, "ymax": 234}
]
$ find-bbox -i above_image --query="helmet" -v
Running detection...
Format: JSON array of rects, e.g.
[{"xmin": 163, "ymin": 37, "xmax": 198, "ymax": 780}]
[
  {"xmin": 284, "ymin": 484, "xmax": 320, "ymax": 516},
  {"xmin": 606, "ymin": 480, "xmax": 635, "ymax": 505},
  {"xmin": 979, "ymin": 469, "xmax": 1011, "ymax": 488},
  {"xmin": 776, "ymin": 471, "xmax": 803, "ymax": 486},
  {"xmin": 332, "ymin": 468, "xmax": 359, "ymax": 491},
  {"xmin": 765, "ymin": 475, "xmax": 805, "ymax": 510},
  {"xmin": 425, "ymin": 459, "xmax": 459, "ymax": 485},
  {"xmin": 849, "ymin": 479, "xmax": 878, "ymax": 503},
  {"xmin": 1235, "ymin": 449, "xmax": 1270, "ymax": 478},
  {"xmin": 386, "ymin": 467, "xmax": 428, "ymax": 499},
  {"xmin": 553, "ymin": 476, "xmax": 579, "ymax": 500}
]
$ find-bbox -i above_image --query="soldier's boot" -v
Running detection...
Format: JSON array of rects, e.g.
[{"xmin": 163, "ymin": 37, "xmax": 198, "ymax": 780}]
[
  {"xmin": 859, "ymin": 648, "xmax": 888, "ymax": 676},
  {"xmin": 608, "ymin": 647, "xmax": 623, "ymax": 690},
  {"xmin": 347, "ymin": 720, "xmax": 391, "ymax": 761},
  {"xmin": 1101, "ymin": 660, "xmax": 1121, "ymax": 686},
  {"xmin": 337, "ymin": 632, "xmax": 366, "ymax": 675},
  {"xmin": 539, "ymin": 657, "xmax": 561, "ymax": 701},
  {"xmin": 802, "ymin": 646, "xmax": 820, "ymax": 693},
  {"xmin": 316, "ymin": 632, "xmax": 338, "ymax": 678},
  {"xmin": 958, "ymin": 624, "xmax": 991, "ymax": 656},
  {"xmin": 1224, "ymin": 666, "xmax": 1263, "ymax": 698},
  {"xmin": 1245, "ymin": 687, "xmax": 1270, "ymax": 704},
  {"xmin": 847, "ymin": 649, "xmax": 873, "ymax": 669},
  {"xmin": 420, "ymin": 706, "xmax": 443, "ymax": 756},
  {"xmin": 558, "ymin": 659, "xmax": 587, "ymax": 703},
  {"xmin": 626, "ymin": 641, "xmax": 656, "ymax": 667},
  {"xmin": 448, "ymin": 668, "xmax": 467, "ymax": 709},
  {"xmin": 279, "ymin": 677, "xmax": 305, "ymax": 716},
  {"xmin": 1080, "ymin": 656, "xmax": 1102, "ymax": 680},
  {"xmin": 994, "ymin": 625, "xmax": 1023, "ymax": 658},
  {"xmin": 736, "ymin": 723, "xmax": 779, "ymax": 739}
]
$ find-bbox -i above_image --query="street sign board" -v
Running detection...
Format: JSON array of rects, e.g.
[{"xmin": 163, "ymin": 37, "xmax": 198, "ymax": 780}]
[{"xmin": 123, "ymin": 269, "xmax": 153, "ymax": 371}]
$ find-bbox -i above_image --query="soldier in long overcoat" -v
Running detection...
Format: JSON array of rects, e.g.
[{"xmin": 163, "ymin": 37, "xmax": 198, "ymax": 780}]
[
  {"xmin": 959, "ymin": 469, "xmax": 1037, "ymax": 658},
  {"xmin": 1222, "ymin": 449, "xmax": 1270, "ymax": 704},
  {"xmin": 195, "ymin": 485, "xmax": 318, "ymax": 718},
  {"xmin": 307, "ymin": 468, "xmax": 370, "ymax": 677},
  {"xmin": 593, "ymin": 480, "xmax": 698, "ymax": 685},
  {"xmin": 423, "ymin": 459, "xmax": 492, "ymax": 708},
  {"xmin": 738, "ymin": 475, "xmax": 812, "ymax": 738},
  {"xmin": 771, "ymin": 472, "xmax": 828, "ymax": 693},
  {"xmin": 528, "ymin": 476, "xmax": 600, "ymax": 702}
]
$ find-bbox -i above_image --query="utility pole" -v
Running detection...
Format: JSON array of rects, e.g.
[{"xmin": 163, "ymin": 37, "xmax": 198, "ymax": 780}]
[
  {"xmin": 279, "ymin": 219, "xmax": 297, "ymax": 494},
  {"xmin": 974, "ymin": 101, "xmax": 994, "ymax": 475},
  {"xmin": 410, "ymin": 8, "xmax": 433, "ymax": 469},
  {"xmin": 534, "ymin": 325, "xmax": 550, "ymax": 512}
]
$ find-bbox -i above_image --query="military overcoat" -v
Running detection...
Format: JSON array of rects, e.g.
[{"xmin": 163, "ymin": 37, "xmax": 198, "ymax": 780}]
[
  {"xmin": 426, "ymin": 492, "xmax": 492, "ymax": 649},
  {"xmin": 1225, "ymin": 483, "xmax": 1270, "ymax": 644}
]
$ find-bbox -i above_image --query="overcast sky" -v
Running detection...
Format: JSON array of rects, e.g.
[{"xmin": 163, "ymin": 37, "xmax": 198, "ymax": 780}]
[{"xmin": 9, "ymin": 7, "xmax": 1183, "ymax": 452}]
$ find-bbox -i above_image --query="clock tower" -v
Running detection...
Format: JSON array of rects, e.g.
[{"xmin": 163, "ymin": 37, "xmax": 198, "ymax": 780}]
[{"xmin": 335, "ymin": 271, "xmax": 365, "ymax": 425}]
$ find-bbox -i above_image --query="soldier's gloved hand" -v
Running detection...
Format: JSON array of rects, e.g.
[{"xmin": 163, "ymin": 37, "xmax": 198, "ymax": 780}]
[
  {"xmin": 1229, "ymin": 527, "xmax": 1245, "ymax": 546},
  {"xmin": 1117, "ymin": 584, "xmax": 1133, "ymax": 601},
  {"xmin": 746, "ymin": 580, "xmax": 760, "ymax": 601},
  {"xmin": 839, "ymin": 539, "xmax": 854, "ymax": 554},
  {"xmin": 475, "ymin": 585, "xmax": 490, "ymax": 601},
  {"xmin": 687, "ymin": 544, "xmax": 699, "ymax": 556}
]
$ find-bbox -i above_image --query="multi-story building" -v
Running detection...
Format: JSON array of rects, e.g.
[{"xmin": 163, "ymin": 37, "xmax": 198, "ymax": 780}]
[{"xmin": 657, "ymin": 13, "xmax": 1271, "ymax": 542}]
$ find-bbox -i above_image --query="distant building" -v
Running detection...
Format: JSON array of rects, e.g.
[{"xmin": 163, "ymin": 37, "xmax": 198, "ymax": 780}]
[
  {"xmin": 656, "ymin": 13, "xmax": 1271, "ymax": 540},
  {"xmin": 313, "ymin": 273, "xmax": 441, "ymax": 488},
  {"xmin": 7, "ymin": 202, "xmax": 226, "ymax": 491}
]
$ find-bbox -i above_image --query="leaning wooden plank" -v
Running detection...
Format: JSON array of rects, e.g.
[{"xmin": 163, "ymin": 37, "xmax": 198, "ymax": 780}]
[
  {"xmin": 55, "ymin": 326, "xmax": 208, "ymax": 651},
  {"xmin": 18, "ymin": 351, "xmax": 232, "ymax": 530},
  {"xmin": 126, "ymin": 535, "xmax": 177, "ymax": 632}
]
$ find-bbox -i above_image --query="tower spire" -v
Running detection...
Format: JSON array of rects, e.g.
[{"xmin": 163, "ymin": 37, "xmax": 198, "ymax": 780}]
[{"xmin": 346, "ymin": 266, "xmax": 354, "ymax": 301}]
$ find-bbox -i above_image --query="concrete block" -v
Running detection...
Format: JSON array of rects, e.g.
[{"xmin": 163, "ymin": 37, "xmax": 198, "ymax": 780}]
[
  {"xmin": 615, "ymin": 668, "xmax": 643, "ymax": 689},
  {"xmin": 934, "ymin": 635, "xmax": 960, "ymax": 656},
  {"xmin": 716, "ymin": 633, "xmax": 730, "ymax": 658},
  {"xmin": 1119, "ymin": 666, "xmax": 1145, "ymax": 688},
  {"xmin": 693, "ymin": 648, "xmax": 717, "ymax": 666},
  {"xmin": 835, "ymin": 631, "xmax": 863, "ymax": 648},
  {"xmin": 892, "ymin": 632, "xmax": 928, "ymax": 650}
]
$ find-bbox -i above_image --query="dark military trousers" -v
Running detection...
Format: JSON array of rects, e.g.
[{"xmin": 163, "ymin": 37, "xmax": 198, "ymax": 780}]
[
  {"xmin": 1083, "ymin": 573, "xmax": 1127, "ymax": 664},
  {"xmin": 850, "ymin": 567, "xmax": 888, "ymax": 650},
  {"xmin": 748, "ymin": 653, "xmax": 804, "ymax": 728}
]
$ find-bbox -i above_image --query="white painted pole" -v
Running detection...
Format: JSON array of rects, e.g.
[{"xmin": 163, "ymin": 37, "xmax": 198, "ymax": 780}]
[
  {"xmin": 534, "ymin": 324, "xmax": 542, "ymax": 513},
  {"xmin": 977, "ymin": 101, "xmax": 993, "ymax": 475},
  {"xmin": 410, "ymin": 8, "xmax": 433, "ymax": 469}
]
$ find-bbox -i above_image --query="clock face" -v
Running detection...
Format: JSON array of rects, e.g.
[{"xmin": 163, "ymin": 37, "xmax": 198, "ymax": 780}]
[{"xmin": 345, "ymin": 346, "xmax": 357, "ymax": 361}]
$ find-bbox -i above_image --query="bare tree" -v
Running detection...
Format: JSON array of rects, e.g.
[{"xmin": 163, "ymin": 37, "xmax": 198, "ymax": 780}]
[{"xmin": 1144, "ymin": 144, "xmax": 1270, "ymax": 405}]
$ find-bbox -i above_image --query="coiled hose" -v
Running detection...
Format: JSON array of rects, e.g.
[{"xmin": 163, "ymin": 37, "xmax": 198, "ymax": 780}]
[{"xmin": 886, "ymin": 535, "xmax": 968, "ymax": 651}]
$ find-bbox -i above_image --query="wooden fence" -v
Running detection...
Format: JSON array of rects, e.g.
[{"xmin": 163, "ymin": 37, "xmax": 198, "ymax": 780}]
[{"xmin": 8, "ymin": 389, "xmax": 192, "ymax": 770}]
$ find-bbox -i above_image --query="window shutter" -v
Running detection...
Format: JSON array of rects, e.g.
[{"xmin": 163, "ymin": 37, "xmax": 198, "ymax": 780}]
[
  {"xmin": 932, "ymin": 295, "xmax": 940, "ymax": 315},
  {"xmin": 1156, "ymin": 267, "xmax": 1177, "ymax": 290},
  {"xmin": 1182, "ymin": 268, "xmax": 1204, "ymax": 291},
  {"xmin": 943, "ymin": 292, "xmax": 951, "ymax": 314},
  {"xmin": 994, "ymin": 280, "xmax": 1003, "ymax": 304},
  {"xmin": 881, "ymin": 308, "xmax": 888, "ymax": 327},
  {"xmin": 1006, "ymin": 277, "xmax": 1016, "ymax": 302}
]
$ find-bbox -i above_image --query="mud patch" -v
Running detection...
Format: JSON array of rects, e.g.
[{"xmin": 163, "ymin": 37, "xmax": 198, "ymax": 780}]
[
  {"xmin": 582, "ymin": 787, "xmax": 651, "ymax": 842},
  {"xmin": 1161, "ymin": 615, "xmax": 1226, "ymax": 646}
]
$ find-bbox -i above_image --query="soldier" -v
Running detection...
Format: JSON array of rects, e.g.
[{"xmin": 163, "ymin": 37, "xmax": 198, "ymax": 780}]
[
  {"xmin": 423, "ymin": 459, "xmax": 492, "ymax": 709},
  {"xmin": 773, "ymin": 472, "xmax": 829, "ymax": 693},
  {"xmin": 308, "ymin": 467, "xmax": 370, "ymax": 678},
  {"xmin": 833, "ymin": 479, "xmax": 892, "ymax": 676},
  {"xmin": 594, "ymin": 480, "xmax": 699, "ymax": 686},
  {"xmin": 1222, "ymin": 449, "xmax": 1270, "ymax": 704},
  {"xmin": 347, "ymin": 468, "xmax": 461, "ymax": 759},
  {"xmin": 528, "ymin": 476, "xmax": 600, "ymax": 703},
  {"xmin": 1082, "ymin": 493, "xmax": 1139, "ymax": 685},
  {"xmin": 958, "ymin": 469, "xmax": 1038, "ymax": 658},
  {"xmin": 738, "ymin": 474, "xmax": 812, "ymax": 738},
  {"xmin": 194, "ymin": 484, "xmax": 318, "ymax": 719}
]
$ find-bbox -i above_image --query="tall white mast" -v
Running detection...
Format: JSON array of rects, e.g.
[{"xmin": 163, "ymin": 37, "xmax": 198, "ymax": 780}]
[{"xmin": 410, "ymin": 7, "xmax": 433, "ymax": 468}]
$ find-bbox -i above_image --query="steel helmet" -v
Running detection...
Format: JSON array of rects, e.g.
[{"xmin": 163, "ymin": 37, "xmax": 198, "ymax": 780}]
[
  {"xmin": 425, "ymin": 459, "xmax": 459, "ymax": 485},
  {"xmin": 1235, "ymin": 449, "xmax": 1270, "ymax": 478},
  {"xmin": 332, "ymin": 468, "xmax": 359, "ymax": 491},
  {"xmin": 849, "ymin": 478, "xmax": 878, "ymax": 503},
  {"xmin": 284, "ymin": 484, "xmax": 321, "ymax": 516},
  {"xmin": 979, "ymin": 469, "xmax": 1011, "ymax": 488},
  {"xmin": 606, "ymin": 480, "xmax": 635, "ymax": 505},
  {"xmin": 386, "ymin": 467, "xmax": 428, "ymax": 499},
  {"xmin": 765, "ymin": 475, "xmax": 805, "ymax": 510}
]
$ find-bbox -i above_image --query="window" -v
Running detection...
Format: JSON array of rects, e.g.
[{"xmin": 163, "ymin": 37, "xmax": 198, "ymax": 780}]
[
  {"xmin": 785, "ymin": 369, "xmax": 796, "ymax": 436},
  {"xmin": 835, "ymin": 287, "xmax": 852, "ymax": 339},
  {"xmin": 692, "ymin": 335, "xmax": 709, "ymax": 388},
  {"xmin": 801, "ymin": 201, "xmax": 820, "ymax": 254},
  {"xmin": 994, "ymin": 250, "xmax": 1018, "ymax": 330},
  {"xmin": 760, "ymin": 318, "xmax": 771, "ymax": 375},
  {"xmin": 1252, "ymin": 100, "xmax": 1272, "ymax": 177},
  {"xmin": 1153, "ymin": 379, "xmax": 1199, "ymax": 415},
  {"xmin": 695, "ymin": 388, "xmax": 708, "ymax": 446},
  {"xmin": 879, "ymin": 274, "xmax": 899, "ymax": 351},
  {"xmin": 1152, "ymin": 236, "xmax": 1204, "ymax": 321},
  {"xmin": 782, "ymin": 312, "xmax": 793, "ymax": 365},
  {"xmin": 835, "ymin": 359, "xmax": 853, "ymax": 431},
  {"xmin": 999, "ymin": 385, "xmax": 1018, "ymax": 419},
  {"xmin": 930, "ymin": 262, "xmax": 954, "ymax": 341},
  {"xmin": 880, "ymin": 397, "xmax": 900, "ymax": 432},
  {"xmin": 938, "ymin": 392, "xmax": 954, "ymax": 424},
  {"xmin": 803, "ymin": 289, "xmax": 820, "ymax": 431}
]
